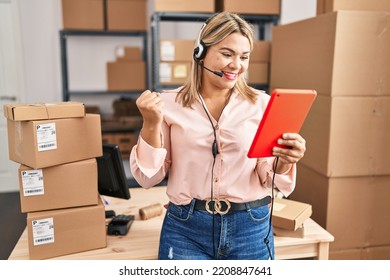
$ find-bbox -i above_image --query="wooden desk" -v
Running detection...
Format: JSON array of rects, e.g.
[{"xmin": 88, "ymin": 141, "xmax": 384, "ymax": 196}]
[{"xmin": 8, "ymin": 187, "xmax": 334, "ymax": 260}]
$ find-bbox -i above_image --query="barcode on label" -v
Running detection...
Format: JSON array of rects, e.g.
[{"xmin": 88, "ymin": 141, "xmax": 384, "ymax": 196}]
[
  {"xmin": 38, "ymin": 143, "xmax": 56, "ymax": 149},
  {"xmin": 35, "ymin": 236, "xmax": 54, "ymax": 244},
  {"xmin": 25, "ymin": 189, "xmax": 43, "ymax": 194}
]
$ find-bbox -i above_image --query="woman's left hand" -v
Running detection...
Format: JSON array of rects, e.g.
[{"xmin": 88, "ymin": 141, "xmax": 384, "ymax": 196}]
[{"xmin": 272, "ymin": 133, "xmax": 306, "ymax": 166}]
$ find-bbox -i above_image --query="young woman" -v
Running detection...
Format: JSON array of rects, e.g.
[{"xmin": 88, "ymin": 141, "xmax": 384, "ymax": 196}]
[{"xmin": 130, "ymin": 12, "xmax": 306, "ymax": 260}]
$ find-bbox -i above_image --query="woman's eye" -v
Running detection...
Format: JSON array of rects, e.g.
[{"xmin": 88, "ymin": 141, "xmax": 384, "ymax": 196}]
[
  {"xmin": 241, "ymin": 56, "xmax": 249, "ymax": 60},
  {"xmin": 222, "ymin": 53, "xmax": 232, "ymax": 57}
]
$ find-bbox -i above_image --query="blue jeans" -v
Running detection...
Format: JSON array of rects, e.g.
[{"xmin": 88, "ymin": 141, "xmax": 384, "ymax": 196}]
[{"xmin": 158, "ymin": 199, "xmax": 274, "ymax": 260}]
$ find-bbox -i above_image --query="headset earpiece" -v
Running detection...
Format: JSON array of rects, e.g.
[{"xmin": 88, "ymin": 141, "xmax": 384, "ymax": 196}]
[{"xmin": 194, "ymin": 23, "xmax": 207, "ymax": 60}]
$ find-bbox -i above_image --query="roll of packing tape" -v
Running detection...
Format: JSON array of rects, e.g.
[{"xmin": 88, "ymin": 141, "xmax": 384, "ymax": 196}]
[{"xmin": 139, "ymin": 203, "xmax": 163, "ymax": 220}]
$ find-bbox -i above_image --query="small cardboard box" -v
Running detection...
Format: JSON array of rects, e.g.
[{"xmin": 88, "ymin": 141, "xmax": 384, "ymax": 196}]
[
  {"xmin": 160, "ymin": 39, "xmax": 195, "ymax": 62},
  {"xmin": 27, "ymin": 198, "xmax": 106, "ymax": 260},
  {"xmin": 18, "ymin": 159, "xmax": 98, "ymax": 213},
  {"xmin": 155, "ymin": 0, "xmax": 215, "ymax": 13},
  {"xmin": 317, "ymin": 0, "xmax": 390, "ymax": 15},
  {"xmin": 7, "ymin": 114, "xmax": 102, "ymax": 169},
  {"xmin": 246, "ymin": 62, "xmax": 269, "ymax": 84},
  {"xmin": 273, "ymin": 224, "xmax": 305, "ymax": 238},
  {"xmin": 107, "ymin": 61, "xmax": 146, "ymax": 91},
  {"xmin": 61, "ymin": 0, "xmax": 104, "ymax": 30},
  {"xmin": 251, "ymin": 41, "xmax": 271, "ymax": 62},
  {"xmin": 107, "ymin": 0, "xmax": 147, "ymax": 31},
  {"xmin": 159, "ymin": 62, "xmax": 191, "ymax": 85},
  {"xmin": 272, "ymin": 197, "xmax": 312, "ymax": 231},
  {"xmin": 115, "ymin": 46, "xmax": 142, "ymax": 62},
  {"xmin": 216, "ymin": 0, "xmax": 280, "ymax": 15},
  {"xmin": 3, "ymin": 102, "xmax": 85, "ymax": 121}
]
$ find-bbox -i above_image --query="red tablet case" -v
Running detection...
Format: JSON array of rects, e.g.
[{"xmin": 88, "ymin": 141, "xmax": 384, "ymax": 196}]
[{"xmin": 247, "ymin": 89, "xmax": 317, "ymax": 158}]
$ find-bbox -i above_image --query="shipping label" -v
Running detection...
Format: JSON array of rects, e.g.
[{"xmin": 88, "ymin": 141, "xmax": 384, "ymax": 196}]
[
  {"xmin": 36, "ymin": 123, "xmax": 57, "ymax": 152},
  {"xmin": 32, "ymin": 218, "xmax": 55, "ymax": 246},
  {"xmin": 21, "ymin": 169, "xmax": 44, "ymax": 196}
]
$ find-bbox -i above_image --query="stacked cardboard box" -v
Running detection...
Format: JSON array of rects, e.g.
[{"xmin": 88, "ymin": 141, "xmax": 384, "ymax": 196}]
[
  {"xmin": 270, "ymin": 10, "xmax": 390, "ymax": 259},
  {"xmin": 159, "ymin": 39, "xmax": 195, "ymax": 86},
  {"xmin": 216, "ymin": 0, "xmax": 281, "ymax": 15},
  {"xmin": 272, "ymin": 198, "xmax": 312, "ymax": 238},
  {"xmin": 4, "ymin": 102, "xmax": 106, "ymax": 259},
  {"xmin": 107, "ymin": 46, "xmax": 146, "ymax": 91},
  {"xmin": 154, "ymin": 0, "xmax": 214, "ymax": 13},
  {"xmin": 246, "ymin": 40, "xmax": 271, "ymax": 85}
]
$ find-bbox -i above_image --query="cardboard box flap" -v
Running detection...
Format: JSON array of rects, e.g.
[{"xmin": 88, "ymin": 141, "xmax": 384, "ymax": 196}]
[
  {"xmin": 4, "ymin": 102, "xmax": 85, "ymax": 121},
  {"xmin": 272, "ymin": 197, "xmax": 312, "ymax": 230}
]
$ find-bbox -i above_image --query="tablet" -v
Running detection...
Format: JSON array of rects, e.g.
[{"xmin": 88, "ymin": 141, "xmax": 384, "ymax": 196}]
[{"xmin": 247, "ymin": 88, "xmax": 317, "ymax": 158}]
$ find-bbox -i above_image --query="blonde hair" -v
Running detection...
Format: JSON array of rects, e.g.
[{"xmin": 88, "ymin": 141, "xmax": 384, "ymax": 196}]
[{"xmin": 176, "ymin": 12, "xmax": 258, "ymax": 108}]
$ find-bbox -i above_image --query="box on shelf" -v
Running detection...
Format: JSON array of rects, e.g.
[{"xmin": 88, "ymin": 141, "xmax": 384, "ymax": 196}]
[
  {"xmin": 155, "ymin": 0, "xmax": 215, "ymax": 13},
  {"xmin": 7, "ymin": 114, "xmax": 102, "ymax": 169},
  {"xmin": 317, "ymin": 0, "xmax": 390, "ymax": 15},
  {"xmin": 61, "ymin": 0, "xmax": 104, "ymax": 30},
  {"xmin": 160, "ymin": 39, "xmax": 195, "ymax": 62},
  {"xmin": 115, "ymin": 46, "xmax": 142, "ymax": 62},
  {"xmin": 107, "ymin": 61, "xmax": 146, "ymax": 91},
  {"xmin": 270, "ymin": 11, "xmax": 390, "ymax": 97},
  {"xmin": 299, "ymin": 95, "xmax": 390, "ymax": 177},
  {"xmin": 272, "ymin": 197, "xmax": 312, "ymax": 231},
  {"xmin": 159, "ymin": 62, "xmax": 191, "ymax": 85},
  {"xmin": 290, "ymin": 163, "xmax": 390, "ymax": 251},
  {"xmin": 246, "ymin": 62, "xmax": 269, "ymax": 84},
  {"xmin": 251, "ymin": 41, "xmax": 271, "ymax": 62},
  {"xmin": 3, "ymin": 102, "xmax": 85, "ymax": 121},
  {"xmin": 216, "ymin": 0, "xmax": 280, "ymax": 15},
  {"xmin": 27, "ymin": 197, "xmax": 106, "ymax": 260},
  {"xmin": 18, "ymin": 159, "xmax": 98, "ymax": 213},
  {"xmin": 106, "ymin": 0, "xmax": 147, "ymax": 31},
  {"xmin": 112, "ymin": 98, "xmax": 141, "ymax": 117},
  {"xmin": 102, "ymin": 131, "xmax": 137, "ymax": 159}
]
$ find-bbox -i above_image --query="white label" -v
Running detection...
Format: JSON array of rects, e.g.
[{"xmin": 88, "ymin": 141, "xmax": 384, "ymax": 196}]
[
  {"xmin": 160, "ymin": 63, "xmax": 172, "ymax": 82},
  {"xmin": 36, "ymin": 123, "xmax": 57, "ymax": 151},
  {"xmin": 160, "ymin": 41, "xmax": 175, "ymax": 61},
  {"xmin": 21, "ymin": 169, "xmax": 44, "ymax": 197},
  {"xmin": 32, "ymin": 218, "xmax": 55, "ymax": 246}
]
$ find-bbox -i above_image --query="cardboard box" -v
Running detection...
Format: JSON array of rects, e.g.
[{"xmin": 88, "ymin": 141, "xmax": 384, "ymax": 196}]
[
  {"xmin": 251, "ymin": 41, "xmax": 271, "ymax": 62},
  {"xmin": 102, "ymin": 131, "xmax": 137, "ymax": 159},
  {"xmin": 159, "ymin": 62, "xmax": 191, "ymax": 85},
  {"xmin": 107, "ymin": 0, "xmax": 147, "ymax": 31},
  {"xmin": 270, "ymin": 11, "xmax": 390, "ymax": 97},
  {"xmin": 300, "ymin": 95, "xmax": 390, "ymax": 177},
  {"xmin": 3, "ymin": 102, "xmax": 85, "ymax": 121},
  {"xmin": 27, "ymin": 198, "xmax": 106, "ymax": 259},
  {"xmin": 272, "ymin": 197, "xmax": 312, "ymax": 231},
  {"xmin": 216, "ymin": 0, "xmax": 280, "ymax": 15},
  {"xmin": 107, "ymin": 61, "xmax": 146, "ymax": 91},
  {"xmin": 18, "ymin": 159, "xmax": 98, "ymax": 213},
  {"xmin": 290, "ymin": 163, "xmax": 390, "ymax": 250},
  {"xmin": 273, "ymin": 225, "xmax": 304, "ymax": 238},
  {"xmin": 317, "ymin": 0, "xmax": 390, "ymax": 15},
  {"xmin": 61, "ymin": 0, "xmax": 104, "ymax": 30},
  {"xmin": 246, "ymin": 62, "xmax": 269, "ymax": 84},
  {"xmin": 7, "ymin": 114, "xmax": 103, "ymax": 169},
  {"xmin": 155, "ymin": 0, "xmax": 215, "ymax": 13},
  {"xmin": 330, "ymin": 245, "xmax": 390, "ymax": 260},
  {"xmin": 115, "ymin": 46, "xmax": 142, "ymax": 62},
  {"xmin": 160, "ymin": 39, "xmax": 195, "ymax": 62}
]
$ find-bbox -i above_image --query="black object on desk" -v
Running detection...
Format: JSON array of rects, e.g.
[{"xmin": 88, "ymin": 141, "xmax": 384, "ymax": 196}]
[{"xmin": 107, "ymin": 214, "xmax": 135, "ymax": 236}]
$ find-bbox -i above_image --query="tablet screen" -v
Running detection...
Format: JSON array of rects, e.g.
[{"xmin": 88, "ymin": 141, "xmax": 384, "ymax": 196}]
[{"xmin": 247, "ymin": 89, "xmax": 317, "ymax": 158}]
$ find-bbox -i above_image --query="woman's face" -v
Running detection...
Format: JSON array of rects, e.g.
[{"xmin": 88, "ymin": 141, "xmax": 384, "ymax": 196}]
[{"xmin": 202, "ymin": 32, "xmax": 251, "ymax": 90}]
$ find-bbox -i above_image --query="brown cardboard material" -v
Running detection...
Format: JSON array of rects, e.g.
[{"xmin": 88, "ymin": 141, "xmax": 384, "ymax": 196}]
[
  {"xmin": 107, "ymin": 0, "xmax": 147, "ymax": 31},
  {"xmin": 3, "ymin": 102, "xmax": 85, "ymax": 121},
  {"xmin": 216, "ymin": 0, "xmax": 280, "ymax": 15},
  {"xmin": 160, "ymin": 39, "xmax": 195, "ymax": 62},
  {"xmin": 115, "ymin": 46, "xmax": 142, "ymax": 62},
  {"xmin": 61, "ymin": 0, "xmax": 104, "ymax": 30},
  {"xmin": 155, "ymin": 0, "xmax": 215, "ymax": 13},
  {"xmin": 159, "ymin": 62, "xmax": 191, "ymax": 85},
  {"xmin": 107, "ymin": 61, "xmax": 146, "ymax": 91},
  {"xmin": 27, "ymin": 198, "xmax": 106, "ymax": 259},
  {"xmin": 290, "ymin": 163, "xmax": 390, "ymax": 251},
  {"xmin": 270, "ymin": 11, "xmax": 390, "ymax": 97},
  {"xmin": 272, "ymin": 197, "xmax": 312, "ymax": 231},
  {"xmin": 251, "ymin": 41, "xmax": 271, "ymax": 62},
  {"xmin": 247, "ymin": 62, "xmax": 269, "ymax": 84},
  {"xmin": 317, "ymin": 0, "xmax": 390, "ymax": 15},
  {"xmin": 273, "ymin": 225, "xmax": 305, "ymax": 238},
  {"xmin": 299, "ymin": 95, "xmax": 390, "ymax": 177},
  {"xmin": 7, "ymin": 114, "xmax": 102, "ymax": 169},
  {"xmin": 330, "ymin": 245, "xmax": 390, "ymax": 260},
  {"xmin": 18, "ymin": 159, "xmax": 98, "ymax": 213}
]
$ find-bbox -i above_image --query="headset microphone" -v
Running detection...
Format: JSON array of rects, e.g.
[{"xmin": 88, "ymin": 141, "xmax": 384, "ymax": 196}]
[{"xmin": 195, "ymin": 59, "xmax": 223, "ymax": 77}]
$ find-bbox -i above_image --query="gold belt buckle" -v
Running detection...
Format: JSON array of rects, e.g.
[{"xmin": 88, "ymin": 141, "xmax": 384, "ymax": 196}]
[{"xmin": 205, "ymin": 198, "xmax": 231, "ymax": 215}]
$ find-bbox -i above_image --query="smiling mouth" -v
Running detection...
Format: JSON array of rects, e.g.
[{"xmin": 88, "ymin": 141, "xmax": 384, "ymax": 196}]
[{"xmin": 222, "ymin": 72, "xmax": 238, "ymax": 80}]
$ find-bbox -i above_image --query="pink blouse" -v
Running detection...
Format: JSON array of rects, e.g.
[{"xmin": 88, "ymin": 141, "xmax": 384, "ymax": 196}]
[{"xmin": 130, "ymin": 88, "xmax": 296, "ymax": 205}]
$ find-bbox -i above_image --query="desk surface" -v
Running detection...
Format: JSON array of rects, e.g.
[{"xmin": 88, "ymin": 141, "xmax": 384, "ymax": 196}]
[{"xmin": 8, "ymin": 187, "xmax": 334, "ymax": 260}]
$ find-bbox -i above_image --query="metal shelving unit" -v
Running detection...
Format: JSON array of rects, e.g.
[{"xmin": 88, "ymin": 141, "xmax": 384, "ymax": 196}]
[
  {"xmin": 150, "ymin": 12, "xmax": 279, "ymax": 92},
  {"xmin": 59, "ymin": 29, "xmax": 148, "ymax": 101}
]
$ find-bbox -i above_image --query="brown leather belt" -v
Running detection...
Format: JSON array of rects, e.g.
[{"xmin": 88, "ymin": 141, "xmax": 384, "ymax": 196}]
[{"xmin": 194, "ymin": 196, "xmax": 271, "ymax": 215}]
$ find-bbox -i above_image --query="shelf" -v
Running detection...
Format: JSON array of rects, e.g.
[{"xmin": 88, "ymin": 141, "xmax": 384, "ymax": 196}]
[{"xmin": 66, "ymin": 90, "xmax": 142, "ymax": 96}]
